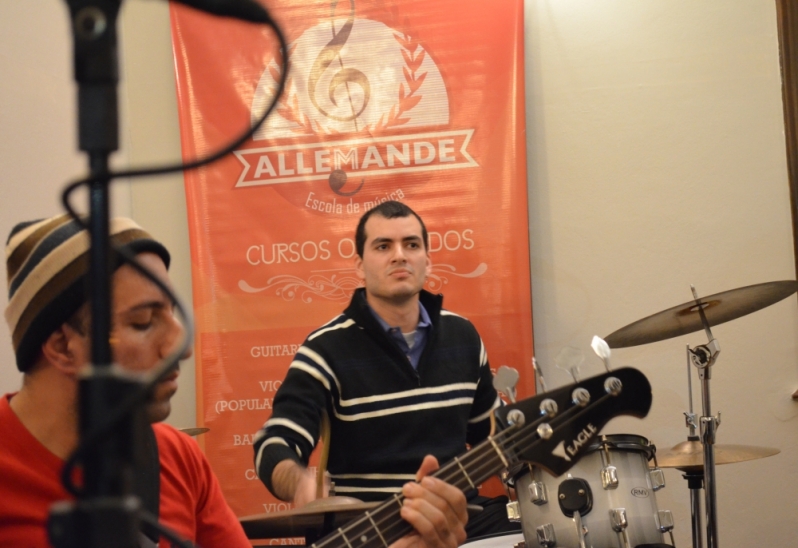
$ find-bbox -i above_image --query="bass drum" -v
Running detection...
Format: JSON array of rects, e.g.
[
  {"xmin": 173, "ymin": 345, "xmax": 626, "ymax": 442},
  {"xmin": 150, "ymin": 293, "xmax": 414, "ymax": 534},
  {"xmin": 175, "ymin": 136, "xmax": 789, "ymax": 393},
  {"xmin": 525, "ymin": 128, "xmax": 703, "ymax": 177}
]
[{"xmin": 513, "ymin": 434, "xmax": 673, "ymax": 547}]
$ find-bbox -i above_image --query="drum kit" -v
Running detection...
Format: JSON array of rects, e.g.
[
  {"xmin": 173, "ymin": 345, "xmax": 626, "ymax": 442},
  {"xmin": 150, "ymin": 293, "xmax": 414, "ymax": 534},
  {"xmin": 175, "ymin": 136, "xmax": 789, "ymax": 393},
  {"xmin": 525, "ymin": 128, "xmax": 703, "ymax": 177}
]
[{"xmin": 239, "ymin": 280, "xmax": 797, "ymax": 548}]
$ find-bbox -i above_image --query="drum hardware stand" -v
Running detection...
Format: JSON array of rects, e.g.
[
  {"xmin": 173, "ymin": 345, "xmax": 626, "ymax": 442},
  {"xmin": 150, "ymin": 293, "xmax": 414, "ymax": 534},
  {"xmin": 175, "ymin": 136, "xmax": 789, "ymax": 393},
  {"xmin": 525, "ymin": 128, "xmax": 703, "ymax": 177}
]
[
  {"xmin": 683, "ymin": 467, "xmax": 704, "ymax": 548},
  {"xmin": 681, "ymin": 346, "xmax": 704, "ymax": 548},
  {"xmin": 686, "ymin": 285, "xmax": 722, "ymax": 548}
]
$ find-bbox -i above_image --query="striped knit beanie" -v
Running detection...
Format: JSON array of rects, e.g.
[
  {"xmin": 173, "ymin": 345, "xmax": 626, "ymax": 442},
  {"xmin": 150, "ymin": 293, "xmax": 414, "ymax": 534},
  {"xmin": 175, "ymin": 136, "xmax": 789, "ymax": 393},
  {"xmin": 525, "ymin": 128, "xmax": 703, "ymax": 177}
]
[{"xmin": 5, "ymin": 215, "xmax": 170, "ymax": 372}]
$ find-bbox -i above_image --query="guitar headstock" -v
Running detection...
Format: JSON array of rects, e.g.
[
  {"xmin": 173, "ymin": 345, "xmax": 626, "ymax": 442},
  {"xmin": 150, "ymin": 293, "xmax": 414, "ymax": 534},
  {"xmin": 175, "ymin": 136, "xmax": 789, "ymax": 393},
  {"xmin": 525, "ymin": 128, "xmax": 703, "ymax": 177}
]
[{"xmin": 493, "ymin": 367, "xmax": 651, "ymax": 476}]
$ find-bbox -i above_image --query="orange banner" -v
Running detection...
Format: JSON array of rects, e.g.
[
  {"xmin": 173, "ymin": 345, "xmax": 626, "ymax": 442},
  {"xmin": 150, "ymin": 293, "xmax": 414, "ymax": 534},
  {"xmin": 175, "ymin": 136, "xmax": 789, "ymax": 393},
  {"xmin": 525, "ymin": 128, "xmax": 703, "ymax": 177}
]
[{"xmin": 170, "ymin": 0, "xmax": 533, "ymax": 517}]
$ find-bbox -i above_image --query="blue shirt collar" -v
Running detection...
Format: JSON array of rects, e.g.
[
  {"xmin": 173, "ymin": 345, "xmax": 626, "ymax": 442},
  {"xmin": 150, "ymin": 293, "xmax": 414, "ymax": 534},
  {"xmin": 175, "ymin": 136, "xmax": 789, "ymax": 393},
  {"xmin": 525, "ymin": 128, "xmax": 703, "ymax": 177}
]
[{"xmin": 369, "ymin": 300, "xmax": 432, "ymax": 333}]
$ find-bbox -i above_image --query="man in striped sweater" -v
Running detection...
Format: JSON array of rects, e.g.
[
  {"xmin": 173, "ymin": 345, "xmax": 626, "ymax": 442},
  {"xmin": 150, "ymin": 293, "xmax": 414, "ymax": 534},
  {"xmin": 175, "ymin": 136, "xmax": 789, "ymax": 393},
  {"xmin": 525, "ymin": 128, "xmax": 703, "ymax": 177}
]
[{"xmin": 254, "ymin": 201, "xmax": 513, "ymax": 540}]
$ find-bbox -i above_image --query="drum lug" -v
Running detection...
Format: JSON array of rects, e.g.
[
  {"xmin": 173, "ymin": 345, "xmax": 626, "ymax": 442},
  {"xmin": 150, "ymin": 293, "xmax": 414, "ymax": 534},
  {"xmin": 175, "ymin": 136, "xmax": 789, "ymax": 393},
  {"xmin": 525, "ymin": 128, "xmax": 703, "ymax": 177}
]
[
  {"xmin": 657, "ymin": 509, "xmax": 677, "ymax": 546},
  {"xmin": 657, "ymin": 509, "xmax": 674, "ymax": 532},
  {"xmin": 505, "ymin": 500, "xmax": 522, "ymax": 523},
  {"xmin": 610, "ymin": 507, "xmax": 628, "ymax": 532},
  {"xmin": 528, "ymin": 480, "xmax": 549, "ymax": 505},
  {"xmin": 599, "ymin": 442, "xmax": 618, "ymax": 490},
  {"xmin": 601, "ymin": 465, "xmax": 619, "ymax": 490},
  {"xmin": 609, "ymin": 508, "xmax": 632, "ymax": 548},
  {"xmin": 535, "ymin": 523, "xmax": 556, "ymax": 547},
  {"xmin": 649, "ymin": 467, "xmax": 666, "ymax": 491}
]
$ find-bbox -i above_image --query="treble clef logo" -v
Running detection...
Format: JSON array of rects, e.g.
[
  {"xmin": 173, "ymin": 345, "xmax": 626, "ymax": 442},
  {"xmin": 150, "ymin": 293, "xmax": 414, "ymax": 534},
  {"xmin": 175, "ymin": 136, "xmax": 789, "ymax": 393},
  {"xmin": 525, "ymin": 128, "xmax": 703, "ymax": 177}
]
[{"xmin": 308, "ymin": 0, "xmax": 371, "ymax": 129}]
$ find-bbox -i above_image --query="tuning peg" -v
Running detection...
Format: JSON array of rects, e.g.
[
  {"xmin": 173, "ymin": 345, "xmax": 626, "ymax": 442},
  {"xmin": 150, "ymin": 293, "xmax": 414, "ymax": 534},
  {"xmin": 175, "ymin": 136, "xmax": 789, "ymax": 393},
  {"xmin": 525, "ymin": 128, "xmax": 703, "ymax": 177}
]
[
  {"xmin": 493, "ymin": 365, "xmax": 520, "ymax": 403},
  {"xmin": 532, "ymin": 357, "xmax": 548, "ymax": 393},
  {"xmin": 591, "ymin": 336, "xmax": 612, "ymax": 372},
  {"xmin": 555, "ymin": 346, "xmax": 584, "ymax": 382}
]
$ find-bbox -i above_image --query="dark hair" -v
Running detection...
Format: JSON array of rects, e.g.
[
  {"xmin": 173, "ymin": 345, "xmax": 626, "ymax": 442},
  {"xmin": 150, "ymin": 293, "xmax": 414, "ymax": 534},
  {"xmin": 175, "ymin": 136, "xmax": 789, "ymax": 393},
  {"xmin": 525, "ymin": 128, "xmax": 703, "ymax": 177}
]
[{"xmin": 355, "ymin": 201, "xmax": 429, "ymax": 257}]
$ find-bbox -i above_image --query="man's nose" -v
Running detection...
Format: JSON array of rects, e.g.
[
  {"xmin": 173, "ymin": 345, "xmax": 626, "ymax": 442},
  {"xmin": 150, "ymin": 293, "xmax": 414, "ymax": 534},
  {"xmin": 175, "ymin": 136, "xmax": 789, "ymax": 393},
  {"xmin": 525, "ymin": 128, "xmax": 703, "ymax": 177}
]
[
  {"xmin": 164, "ymin": 312, "xmax": 193, "ymax": 360},
  {"xmin": 391, "ymin": 245, "xmax": 407, "ymax": 262}
]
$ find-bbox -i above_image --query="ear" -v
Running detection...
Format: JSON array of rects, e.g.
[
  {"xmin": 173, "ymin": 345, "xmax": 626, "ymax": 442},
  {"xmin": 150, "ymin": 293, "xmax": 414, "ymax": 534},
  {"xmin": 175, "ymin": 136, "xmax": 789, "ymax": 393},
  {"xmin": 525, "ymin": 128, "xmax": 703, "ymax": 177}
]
[
  {"xmin": 354, "ymin": 254, "xmax": 365, "ymax": 282},
  {"xmin": 40, "ymin": 325, "xmax": 86, "ymax": 378}
]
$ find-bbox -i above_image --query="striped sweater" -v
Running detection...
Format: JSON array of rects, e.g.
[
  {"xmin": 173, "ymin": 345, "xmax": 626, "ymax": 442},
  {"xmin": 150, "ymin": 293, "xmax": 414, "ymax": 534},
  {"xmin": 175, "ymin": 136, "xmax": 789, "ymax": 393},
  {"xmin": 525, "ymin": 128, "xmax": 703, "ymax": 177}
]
[{"xmin": 254, "ymin": 288, "xmax": 501, "ymax": 501}]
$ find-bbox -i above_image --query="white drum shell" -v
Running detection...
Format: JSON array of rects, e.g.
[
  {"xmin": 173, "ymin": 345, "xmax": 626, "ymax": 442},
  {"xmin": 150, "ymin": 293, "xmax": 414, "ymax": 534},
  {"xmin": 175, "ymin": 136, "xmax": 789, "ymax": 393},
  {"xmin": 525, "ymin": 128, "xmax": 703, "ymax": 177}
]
[{"xmin": 514, "ymin": 435, "xmax": 665, "ymax": 547}]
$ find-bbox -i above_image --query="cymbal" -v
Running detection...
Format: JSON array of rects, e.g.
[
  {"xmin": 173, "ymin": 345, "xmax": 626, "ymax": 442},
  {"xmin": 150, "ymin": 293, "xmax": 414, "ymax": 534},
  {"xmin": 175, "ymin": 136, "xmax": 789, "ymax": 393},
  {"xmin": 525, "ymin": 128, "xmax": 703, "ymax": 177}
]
[
  {"xmin": 179, "ymin": 427, "xmax": 209, "ymax": 436},
  {"xmin": 605, "ymin": 280, "xmax": 798, "ymax": 348},
  {"xmin": 656, "ymin": 440, "xmax": 780, "ymax": 472},
  {"xmin": 240, "ymin": 497, "xmax": 378, "ymax": 539},
  {"xmin": 240, "ymin": 496, "xmax": 484, "ymax": 539}
]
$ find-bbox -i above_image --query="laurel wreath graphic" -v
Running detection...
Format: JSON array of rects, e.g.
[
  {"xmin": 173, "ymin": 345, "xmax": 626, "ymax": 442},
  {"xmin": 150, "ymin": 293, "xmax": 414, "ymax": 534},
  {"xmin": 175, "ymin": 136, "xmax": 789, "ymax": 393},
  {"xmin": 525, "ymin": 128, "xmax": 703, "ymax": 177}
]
[
  {"xmin": 238, "ymin": 263, "xmax": 486, "ymax": 303},
  {"xmin": 425, "ymin": 263, "xmax": 488, "ymax": 292},
  {"xmin": 239, "ymin": 272, "xmax": 361, "ymax": 302},
  {"xmin": 268, "ymin": 32, "xmax": 427, "ymax": 136},
  {"xmin": 371, "ymin": 32, "xmax": 427, "ymax": 133}
]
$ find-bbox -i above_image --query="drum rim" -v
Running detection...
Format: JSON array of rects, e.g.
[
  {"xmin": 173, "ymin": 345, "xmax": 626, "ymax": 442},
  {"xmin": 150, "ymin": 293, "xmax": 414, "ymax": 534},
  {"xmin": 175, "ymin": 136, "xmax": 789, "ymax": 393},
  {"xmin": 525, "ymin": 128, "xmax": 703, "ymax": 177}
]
[
  {"xmin": 506, "ymin": 433, "xmax": 656, "ymax": 483},
  {"xmin": 586, "ymin": 433, "xmax": 654, "ymax": 458}
]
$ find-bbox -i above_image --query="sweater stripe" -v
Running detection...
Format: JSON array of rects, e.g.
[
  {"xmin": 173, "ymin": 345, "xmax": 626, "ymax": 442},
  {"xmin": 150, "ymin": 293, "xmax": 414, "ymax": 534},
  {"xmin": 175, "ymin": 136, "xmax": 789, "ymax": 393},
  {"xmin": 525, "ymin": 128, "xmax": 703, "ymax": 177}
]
[
  {"xmin": 341, "ymin": 382, "xmax": 477, "ymax": 406},
  {"xmin": 308, "ymin": 317, "xmax": 355, "ymax": 341},
  {"xmin": 263, "ymin": 418, "xmax": 314, "ymax": 446},
  {"xmin": 254, "ymin": 437, "xmax": 290, "ymax": 474},
  {"xmin": 334, "ymin": 396, "xmax": 475, "ymax": 422},
  {"xmin": 291, "ymin": 347, "xmax": 342, "ymax": 395}
]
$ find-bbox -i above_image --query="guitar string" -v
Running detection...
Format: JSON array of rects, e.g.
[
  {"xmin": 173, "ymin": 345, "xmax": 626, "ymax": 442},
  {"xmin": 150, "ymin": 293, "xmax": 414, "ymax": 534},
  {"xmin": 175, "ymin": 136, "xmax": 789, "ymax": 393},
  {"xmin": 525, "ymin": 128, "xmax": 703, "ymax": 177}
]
[
  {"xmin": 308, "ymin": 427, "xmax": 519, "ymax": 548},
  {"xmin": 312, "ymin": 391, "xmax": 614, "ymax": 548},
  {"xmin": 310, "ymin": 426, "xmax": 528, "ymax": 548}
]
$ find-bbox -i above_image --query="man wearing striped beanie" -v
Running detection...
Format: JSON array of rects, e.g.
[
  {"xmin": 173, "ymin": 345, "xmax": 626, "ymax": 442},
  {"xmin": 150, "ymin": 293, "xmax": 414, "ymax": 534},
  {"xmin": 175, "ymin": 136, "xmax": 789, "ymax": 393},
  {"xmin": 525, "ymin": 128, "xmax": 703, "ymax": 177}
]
[{"xmin": 0, "ymin": 214, "xmax": 251, "ymax": 547}]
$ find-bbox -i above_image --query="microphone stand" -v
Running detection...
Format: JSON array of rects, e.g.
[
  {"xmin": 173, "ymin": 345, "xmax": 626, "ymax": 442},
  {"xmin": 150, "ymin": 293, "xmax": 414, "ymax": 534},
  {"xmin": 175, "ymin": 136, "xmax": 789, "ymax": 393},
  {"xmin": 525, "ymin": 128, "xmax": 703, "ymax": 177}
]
[{"xmin": 49, "ymin": 1, "xmax": 147, "ymax": 547}]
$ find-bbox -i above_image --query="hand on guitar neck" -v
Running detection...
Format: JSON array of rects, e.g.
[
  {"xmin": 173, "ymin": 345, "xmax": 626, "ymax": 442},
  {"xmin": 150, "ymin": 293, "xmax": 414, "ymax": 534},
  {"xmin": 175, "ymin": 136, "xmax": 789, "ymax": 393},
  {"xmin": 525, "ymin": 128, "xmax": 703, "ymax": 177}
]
[
  {"xmin": 273, "ymin": 455, "xmax": 467, "ymax": 548},
  {"xmin": 395, "ymin": 455, "xmax": 467, "ymax": 548}
]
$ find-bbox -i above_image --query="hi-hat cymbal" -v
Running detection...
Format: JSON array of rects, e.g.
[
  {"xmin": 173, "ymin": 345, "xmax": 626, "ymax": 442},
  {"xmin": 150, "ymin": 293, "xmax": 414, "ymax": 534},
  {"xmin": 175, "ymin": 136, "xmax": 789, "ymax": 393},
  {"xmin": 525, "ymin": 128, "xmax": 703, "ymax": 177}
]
[
  {"xmin": 656, "ymin": 440, "xmax": 780, "ymax": 472},
  {"xmin": 179, "ymin": 427, "xmax": 209, "ymax": 437},
  {"xmin": 240, "ymin": 496, "xmax": 484, "ymax": 539},
  {"xmin": 605, "ymin": 280, "xmax": 798, "ymax": 348}
]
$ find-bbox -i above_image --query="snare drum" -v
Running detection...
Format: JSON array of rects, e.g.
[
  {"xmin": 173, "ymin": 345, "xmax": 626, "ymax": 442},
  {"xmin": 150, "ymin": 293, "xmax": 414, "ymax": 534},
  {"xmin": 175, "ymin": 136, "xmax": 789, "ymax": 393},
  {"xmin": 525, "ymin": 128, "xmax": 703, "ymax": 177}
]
[{"xmin": 512, "ymin": 434, "xmax": 673, "ymax": 547}]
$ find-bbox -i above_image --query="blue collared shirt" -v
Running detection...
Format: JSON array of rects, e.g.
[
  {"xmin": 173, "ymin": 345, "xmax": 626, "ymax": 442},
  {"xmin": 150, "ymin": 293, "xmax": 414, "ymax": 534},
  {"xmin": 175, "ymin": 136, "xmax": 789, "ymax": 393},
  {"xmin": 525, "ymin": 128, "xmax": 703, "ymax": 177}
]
[{"xmin": 369, "ymin": 301, "xmax": 432, "ymax": 370}]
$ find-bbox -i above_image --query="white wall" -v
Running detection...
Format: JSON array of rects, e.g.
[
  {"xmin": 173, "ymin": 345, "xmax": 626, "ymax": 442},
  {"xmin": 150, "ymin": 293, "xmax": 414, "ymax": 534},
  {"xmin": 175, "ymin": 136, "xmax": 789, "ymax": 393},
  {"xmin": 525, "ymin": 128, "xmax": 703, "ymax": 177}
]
[
  {"xmin": 0, "ymin": 0, "xmax": 194, "ymax": 428},
  {"xmin": 2, "ymin": 0, "xmax": 797, "ymax": 545},
  {"xmin": 525, "ymin": 1, "xmax": 798, "ymax": 546},
  {"xmin": 0, "ymin": 1, "xmax": 133, "ymax": 398}
]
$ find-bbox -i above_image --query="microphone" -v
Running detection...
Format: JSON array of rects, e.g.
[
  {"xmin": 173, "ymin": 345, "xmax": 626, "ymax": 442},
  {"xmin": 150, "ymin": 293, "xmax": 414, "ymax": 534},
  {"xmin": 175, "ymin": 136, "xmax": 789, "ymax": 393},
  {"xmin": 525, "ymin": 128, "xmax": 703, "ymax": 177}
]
[{"xmin": 170, "ymin": 0, "xmax": 272, "ymax": 24}]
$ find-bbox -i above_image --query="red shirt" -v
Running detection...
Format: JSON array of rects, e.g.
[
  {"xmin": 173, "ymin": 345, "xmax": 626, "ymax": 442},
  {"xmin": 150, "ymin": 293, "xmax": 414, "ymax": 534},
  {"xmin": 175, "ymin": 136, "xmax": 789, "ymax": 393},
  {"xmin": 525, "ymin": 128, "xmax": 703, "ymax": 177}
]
[{"xmin": 0, "ymin": 394, "xmax": 250, "ymax": 547}]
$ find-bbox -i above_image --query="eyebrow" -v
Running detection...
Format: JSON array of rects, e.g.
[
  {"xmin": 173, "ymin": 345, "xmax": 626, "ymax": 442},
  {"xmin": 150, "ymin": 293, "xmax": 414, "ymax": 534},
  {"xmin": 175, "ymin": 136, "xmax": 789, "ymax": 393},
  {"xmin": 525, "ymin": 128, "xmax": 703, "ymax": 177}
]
[
  {"xmin": 371, "ymin": 235, "xmax": 422, "ymax": 245},
  {"xmin": 123, "ymin": 300, "xmax": 170, "ymax": 314}
]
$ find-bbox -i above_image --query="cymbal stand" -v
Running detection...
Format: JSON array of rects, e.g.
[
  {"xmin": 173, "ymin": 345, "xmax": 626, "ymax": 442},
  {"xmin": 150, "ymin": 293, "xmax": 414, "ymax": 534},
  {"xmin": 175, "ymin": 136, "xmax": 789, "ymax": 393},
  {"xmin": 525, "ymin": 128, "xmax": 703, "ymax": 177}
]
[
  {"xmin": 687, "ymin": 285, "xmax": 722, "ymax": 548},
  {"xmin": 683, "ymin": 345, "xmax": 703, "ymax": 548}
]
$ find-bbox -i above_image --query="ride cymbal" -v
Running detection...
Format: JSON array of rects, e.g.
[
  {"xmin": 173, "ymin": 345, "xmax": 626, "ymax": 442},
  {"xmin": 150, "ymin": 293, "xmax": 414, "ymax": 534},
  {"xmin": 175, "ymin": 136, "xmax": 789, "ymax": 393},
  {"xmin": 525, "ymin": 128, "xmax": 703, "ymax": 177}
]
[
  {"xmin": 604, "ymin": 280, "xmax": 798, "ymax": 348},
  {"xmin": 656, "ymin": 440, "xmax": 780, "ymax": 472}
]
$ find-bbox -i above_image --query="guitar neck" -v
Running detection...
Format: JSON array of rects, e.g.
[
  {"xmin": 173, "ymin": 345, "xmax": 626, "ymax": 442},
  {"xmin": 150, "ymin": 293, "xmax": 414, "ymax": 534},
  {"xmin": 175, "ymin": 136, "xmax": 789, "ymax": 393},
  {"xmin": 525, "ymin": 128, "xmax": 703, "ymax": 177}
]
[
  {"xmin": 309, "ymin": 367, "xmax": 652, "ymax": 548},
  {"xmin": 310, "ymin": 437, "xmax": 508, "ymax": 548}
]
